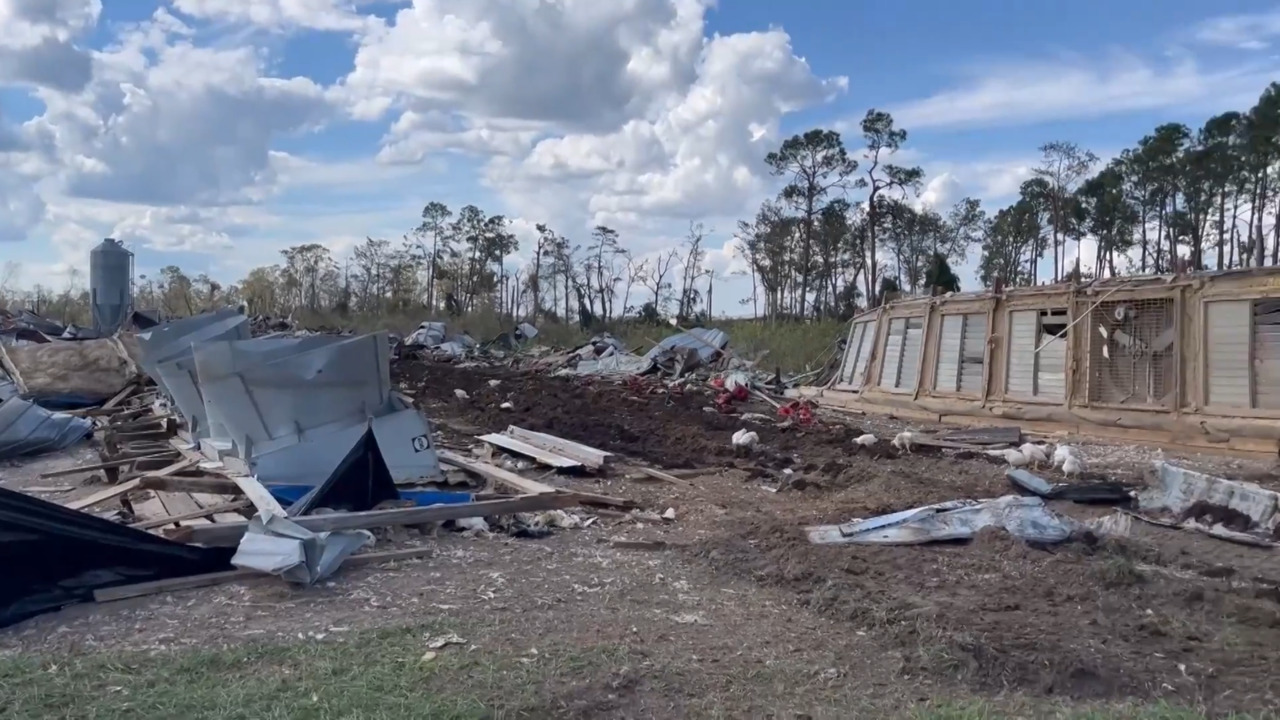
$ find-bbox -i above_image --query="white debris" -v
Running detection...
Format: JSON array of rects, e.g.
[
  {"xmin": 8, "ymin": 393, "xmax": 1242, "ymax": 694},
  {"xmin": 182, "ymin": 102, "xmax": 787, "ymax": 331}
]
[
  {"xmin": 661, "ymin": 507, "xmax": 676, "ymax": 521},
  {"xmin": 454, "ymin": 389, "xmax": 470, "ymax": 400}
]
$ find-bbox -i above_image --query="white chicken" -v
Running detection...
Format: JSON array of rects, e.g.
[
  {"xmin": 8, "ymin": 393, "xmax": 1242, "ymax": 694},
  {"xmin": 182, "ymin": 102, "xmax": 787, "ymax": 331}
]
[
  {"xmin": 731, "ymin": 429, "xmax": 760, "ymax": 449},
  {"xmin": 1051, "ymin": 444, "xmax": 1077, "ymax": 469},
  {"xmin": 488, "ymin": 379, "xmax": 502, "ymax": 388},
  {"xmin": 1062, "ymin": 454, "xmax": 1085, "ymax": 477},
  {"xmin": 892, "ymin": 431, "xmax": 916, "ymax": 454},
  {"xmin": 987, "ymin": 448, "xmax": 1029, "ymax": 468},
  {"xmin": 1019, "ymin": 443, "xmax": 1049, "ymax": 468},
  {"xmin": 853, "ymin": 433, "xmax": 878, "ymax": 447},
  {"xmin": 453, "ymin": 388, "xmax": 470, "ymax": 400}
]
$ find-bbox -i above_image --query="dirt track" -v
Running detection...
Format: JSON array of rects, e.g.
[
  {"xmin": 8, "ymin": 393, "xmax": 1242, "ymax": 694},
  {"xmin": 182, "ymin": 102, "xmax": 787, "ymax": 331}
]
[{"xmin": 397, "ymin": 359, "xmax": 1280, "ymax": 714}]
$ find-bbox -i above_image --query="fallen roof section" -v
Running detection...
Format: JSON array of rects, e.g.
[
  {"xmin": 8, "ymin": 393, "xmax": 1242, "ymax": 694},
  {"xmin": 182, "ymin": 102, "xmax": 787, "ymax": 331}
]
[{"xmin": 0, "ymin": 398, "xmax": 93, "ymax": 460}]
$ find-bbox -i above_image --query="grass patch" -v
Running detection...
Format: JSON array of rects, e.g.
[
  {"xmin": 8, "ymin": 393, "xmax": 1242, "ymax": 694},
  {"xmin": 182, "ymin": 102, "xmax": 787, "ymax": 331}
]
[{"xmin": 0, "ymin": 625, "xmax": 631, "ymax": 720}]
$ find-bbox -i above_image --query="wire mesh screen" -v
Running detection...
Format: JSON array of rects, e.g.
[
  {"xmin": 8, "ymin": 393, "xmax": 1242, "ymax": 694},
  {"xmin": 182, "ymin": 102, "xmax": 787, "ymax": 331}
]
[{"xmin": 1086, "ymin": 298, "xmax": 1176, "ymax": 407}]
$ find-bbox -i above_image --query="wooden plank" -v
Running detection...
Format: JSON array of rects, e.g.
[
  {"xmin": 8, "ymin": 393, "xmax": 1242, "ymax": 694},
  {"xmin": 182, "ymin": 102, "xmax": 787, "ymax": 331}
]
[
  {"xmin": 939, "ymin": 426, "xmax": 1022, "ymax": 445},
  {"xmin": 137, "ymin": 476, "xmax": 243, "ymax": 494},
  {"xmin": 101, "ymin": 382, "xmax": 139, "ymax": 410},
  {"xmin": 632, "ymin": 466, "xmax": 692, "ymax": 486},
  {"xmin": 165, "ymin": 492, "xmax": 584, "ymax": 547},
  {"xmin": 190, "ymin": 493, "xmax": 251, "ymax": 523},
  {"xmin": 438, "ymin": 449, "xmax": 559, "ymax": 495},
  {"xmin": 65, "ymin": 479, "xmax": 141, "ymax": 511},
  {"xmin": 504, "ymin": 426, "xmax": 613, "ymax": 468},
  {"xmin": 131, "ymin": 500, "xmax": 250, "ymax": 530},
  {"xmin": 93, "ymin": 546, "xmax": 438, "ymax": 603},
  {"xmin": 168, "ymin": 437, "xmax": 284, "ymax": 519},
  {"xmin": 155, "ymin": 491, "xmax": 211, "ymax": 526},
  {"xmin": 477, "ymin": 433, "xmax": 582, "ymax": 469},
  {"xmin": 37, "ymin": 451, "xmax": 172, "ymax": 478}
]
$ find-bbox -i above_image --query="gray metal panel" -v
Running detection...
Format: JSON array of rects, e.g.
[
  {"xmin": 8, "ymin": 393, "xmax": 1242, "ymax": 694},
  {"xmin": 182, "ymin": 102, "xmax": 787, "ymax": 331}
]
[
  {"xmin": 89, "ymin": 238, "xmax": 133, "ymax": 335},
  {"xmin": 897, "ymin": 317, "xmax": 923, "ymax": 391},
  {"xmin": 195, "ymin": 332, "xmax": 393, "ymax": 458},
  {"xmin": 959, "ymin": 313, "xmax": 987, "ymax": 395},
  {"xmin": 195, "ymin": 335, "xmax": 345, "ymax": 443},
  {"xmin": 0, "ymin": 398, "xmax": 93, "ymax": 459},
  {"xmin": 250, "ymin": 422, "xmax": 367, "ymax": 486},
  {"xmin": 137, "ymin": 309, "xmax": 243, "ymax": 378},
  {"xmin": 371, "ymin": 408, "xmax": 442, "ymax": 482},
  {"xmin": 1006, "ymin": 310, "xmax": 1036, "ymax": 396},
  {"xmin": 879, "ymin": 318, "xmax": 905, "ymax": 388},
  {"xmin": 837, "ymin": 321, "xmax": 864, "ymax": 387},
  {"xmin": 934, "ymin": 314, "xmax": 964, "ymax": 392},
  {"xmin": 143, "ymin": 314, "xmax": 250, "ymax": 401},
  {"xmin": 1206, "ymin": 300, "xmax": 1250, "ymax": 408},
  {"xmin": 855, "ymin": 318, "xmax": 878, "ymax": 389},
  {"xmin": 1254, "ymin": 301, "xmax": 1280, "ymax": 409}
]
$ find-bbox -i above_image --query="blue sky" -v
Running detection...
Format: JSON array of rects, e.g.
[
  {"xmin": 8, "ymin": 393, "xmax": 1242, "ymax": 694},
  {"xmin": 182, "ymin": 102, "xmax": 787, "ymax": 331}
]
[{"xmin": 2, "ymin": 0, "xmax": 1279, "ymax": 312}]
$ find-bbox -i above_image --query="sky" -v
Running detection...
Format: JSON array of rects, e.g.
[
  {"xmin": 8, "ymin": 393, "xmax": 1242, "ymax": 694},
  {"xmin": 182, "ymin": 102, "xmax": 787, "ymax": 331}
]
[{"xmin": 2, "ymin": 0, "xmax": 1280, "ymax": 316}]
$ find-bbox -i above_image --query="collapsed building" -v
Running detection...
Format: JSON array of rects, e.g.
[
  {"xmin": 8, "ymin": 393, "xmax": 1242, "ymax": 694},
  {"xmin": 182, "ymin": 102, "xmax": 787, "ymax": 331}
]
[{"xmin": 820, "ymin": 267, "xmax": 1280, "ymax": 455}]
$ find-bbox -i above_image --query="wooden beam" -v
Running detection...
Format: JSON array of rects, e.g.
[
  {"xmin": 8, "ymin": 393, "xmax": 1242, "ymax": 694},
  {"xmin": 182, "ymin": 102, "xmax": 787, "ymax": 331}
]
[
  {"xmin": 93, "ymin": 546, "xmax": 437, "ymax": 603},
  {"xmin": 438, "ymin": 449, "xmax": 559, "ymax": 495},
  {"xmin": 101, "ymin": 382, "xmax": 139, "ymax": 410},
  {"xmin": 503, "ymin": 426, "xmax": 612, "ymax": 469},
  {"xmin": 165, "ymin": 492, "xmax": 583, "ymax": 546},
  {"xmin": 37, "ymin": 451, "xmax": 172, "ymax": 478},
  {"xmin": 154, "ymin": 491, "xmax": 212, "ymax": 526},
  {"xmin": 137, "ymin": 476, "xmax": 244, "ymax": 495},
  {"xmin": 168, "ymin": 437, "xmax": 284, "ymax": 519},
  {"xmin": 476, "ymin": 432, "xmax": 582, "ymax": 469},
  {"xmin": 130, "ymin": 499, "xmax": 250, "ymax": 530},
  {"xmin": 631, "ymin": 466, "xmax": 691, "ymax": 486},
  {"xmin": 65, "ymin": 479, "xmax": 141, "ymax": 511}
]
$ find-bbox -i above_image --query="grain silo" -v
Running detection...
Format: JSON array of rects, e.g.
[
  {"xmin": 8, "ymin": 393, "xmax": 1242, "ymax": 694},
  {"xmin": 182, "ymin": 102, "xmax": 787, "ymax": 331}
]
[{"xmin": 89, "ymin": 238, "xmax": 133, "ymax": 335}]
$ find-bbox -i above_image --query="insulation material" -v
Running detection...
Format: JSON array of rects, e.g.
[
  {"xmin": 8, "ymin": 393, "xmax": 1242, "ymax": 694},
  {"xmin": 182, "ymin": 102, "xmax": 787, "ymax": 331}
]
[{"xmin": 0, "ymin": 338, "xmax": 136, "ymax": 407}]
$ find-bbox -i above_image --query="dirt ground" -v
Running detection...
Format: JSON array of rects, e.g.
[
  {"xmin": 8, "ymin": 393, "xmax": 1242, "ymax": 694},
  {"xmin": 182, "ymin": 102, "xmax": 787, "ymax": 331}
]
[{"xmin": 2, "ymin": 358, "xmax": 1279, "ymax": 717}]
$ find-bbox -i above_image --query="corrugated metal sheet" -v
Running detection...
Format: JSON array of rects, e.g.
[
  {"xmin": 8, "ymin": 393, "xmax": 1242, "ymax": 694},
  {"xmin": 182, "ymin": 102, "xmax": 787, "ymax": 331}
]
[
  {"xmin": 934, "ymin": 314, "xmax": 964, "ymax": 392},
  {"xmin": 1206, "ymin": 300, "xmax": 1250, "ymax": 408},
  {"xmin": 878, "ymin": 318, "xmax": 905, "ymax": 388},
  {"xmin": 1254, "ymin": 300, "xmax": 1280, "ymax": 409},
  {"xmin": 898, "ymin": 317, "xmax": 924, "ymax": 391},
  {"xmin": 0, "ymin": 398, "xmax": 93, "ymax": 459},
  {"xmin": 1006, "ymin": 311, "xmax": 1036, "ymax": 396},
  {"xmin": 959, "ymin": 313, "xmax": 987, "ymax": 395}
]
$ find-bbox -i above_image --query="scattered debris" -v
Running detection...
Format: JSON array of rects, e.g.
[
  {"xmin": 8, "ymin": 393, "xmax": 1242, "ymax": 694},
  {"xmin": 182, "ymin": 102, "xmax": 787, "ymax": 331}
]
[{"xmin": 806, "ymin": 496, "xmax": 1077, "ymax": 546}]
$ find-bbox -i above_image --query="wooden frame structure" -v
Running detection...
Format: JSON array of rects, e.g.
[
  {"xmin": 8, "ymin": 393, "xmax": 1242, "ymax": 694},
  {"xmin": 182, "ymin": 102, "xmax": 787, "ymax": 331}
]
[{"xmin": 813, "ymin": 267, "xmax": 1280, "ymax": 455}]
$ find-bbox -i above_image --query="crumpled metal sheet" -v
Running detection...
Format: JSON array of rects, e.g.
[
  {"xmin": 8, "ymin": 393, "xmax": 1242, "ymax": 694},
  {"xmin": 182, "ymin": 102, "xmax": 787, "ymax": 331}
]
[
  {"xmin": 644, "ymin": 327, "xmax": 728, "ymax": 368},
  {"xmin": 806, "ymin": 495, "xmax": 1076, "ymax": 546},
  {"xmin": 231, "ymin": 513, "xmax": 373, "ymax": 585},
  {"xmin": 0, "ymin": 398, "xmax": 94, "ymax": 459},
  {"xmin": 405, "ymin": 321, "xmax": 447, "ymax": 347},
  {"xmin": 1139, "ymin": 461, "xmax": 1279, "ymax": 540}
]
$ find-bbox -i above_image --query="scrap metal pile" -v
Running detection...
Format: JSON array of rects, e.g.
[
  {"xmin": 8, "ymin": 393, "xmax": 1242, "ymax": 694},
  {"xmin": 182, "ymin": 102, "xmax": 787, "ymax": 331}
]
[{"xmin": 0, "ymin": 309, "xmax": 640, "ymax": 629}]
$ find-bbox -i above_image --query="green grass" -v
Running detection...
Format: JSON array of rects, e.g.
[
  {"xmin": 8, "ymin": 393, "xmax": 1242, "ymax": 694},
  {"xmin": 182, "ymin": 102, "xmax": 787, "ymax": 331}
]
[{"xmin": 0, "ymin": 626, "xmax": 1263, "ymax": 720}]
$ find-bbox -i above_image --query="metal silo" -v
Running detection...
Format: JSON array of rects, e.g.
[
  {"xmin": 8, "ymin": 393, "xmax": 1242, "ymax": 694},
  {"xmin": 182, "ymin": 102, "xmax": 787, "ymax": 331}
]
[{"xmin": 89, "ymin": 238, "xmax": 133, "ymax": 335}]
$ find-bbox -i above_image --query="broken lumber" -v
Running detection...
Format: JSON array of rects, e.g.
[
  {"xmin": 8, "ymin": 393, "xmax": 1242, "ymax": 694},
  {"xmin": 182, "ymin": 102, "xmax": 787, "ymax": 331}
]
[
  {"xmin": 136, "ymin": 476, "xmax": 245, "ymax": 494},
  {"xmin": 38, "ymin": 451, "xmax": 172, "ymax": 478},
  {"xmin": 165, "ymin": 492, "xmax": 584, "ymax": 546},
  {"xmin": 439, "ymin": 449, "xmax": 559, "ymax": 495},
  {"xmin": 93, "ymin": 546, "xmax": 437, "ymax": 603},
  {"xmin": 130, "ymin": 499, "xmax": 250, "ymax": 530},
  {"xmin": 632, "ymin": 466, "xmax": 691, "ymax": 486},
  {"xmin": 65, "ymin": 479, "xmax": 141, "ymax": 511},
  {"xmin": 477, "ymin": 432, "xmax": 583, "ymax": 469},
  {"xmin": 504, "ymin": 426, "xmax": 613, "ymax": 469}
]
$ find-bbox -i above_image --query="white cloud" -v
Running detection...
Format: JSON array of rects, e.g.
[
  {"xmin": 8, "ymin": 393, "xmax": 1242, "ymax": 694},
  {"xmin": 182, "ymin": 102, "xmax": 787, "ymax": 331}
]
[
  {"xmin": 1194, "ymin": 8, "xmax": 1280, "ymax": 50},
  {"xmin": 169, "ymin": 0, "xmax": 380, "ymax": 33},
  {"xmin": 25, "ymin": 12, "xmax": 335, "ymax": 207},
  {"xmin": 0, "ymin": 0, "xmax": 99, "ymax": 91},
  {"xmin": 891, "ymin": 53, "xmax": 1278, "ymax": 130}
]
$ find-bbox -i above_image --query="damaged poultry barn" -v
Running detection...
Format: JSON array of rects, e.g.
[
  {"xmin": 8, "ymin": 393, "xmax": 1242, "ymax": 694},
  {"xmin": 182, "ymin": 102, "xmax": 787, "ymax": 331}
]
[{"xmin": 815, "ymin": 266, "xmax": 1280, "ymax": 456}]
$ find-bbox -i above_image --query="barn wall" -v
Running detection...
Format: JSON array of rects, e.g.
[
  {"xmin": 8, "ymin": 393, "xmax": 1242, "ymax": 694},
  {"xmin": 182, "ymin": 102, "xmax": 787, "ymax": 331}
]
[{"xmin": 820, "ymin": 269, "xmax": 1280, "ymax": 455}]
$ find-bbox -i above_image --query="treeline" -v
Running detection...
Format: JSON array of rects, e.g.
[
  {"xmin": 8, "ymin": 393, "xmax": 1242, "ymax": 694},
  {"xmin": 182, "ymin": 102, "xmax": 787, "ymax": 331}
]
[{"xmin": 4, "ymin": 82, "xmax": 1280, "ymax": 326}]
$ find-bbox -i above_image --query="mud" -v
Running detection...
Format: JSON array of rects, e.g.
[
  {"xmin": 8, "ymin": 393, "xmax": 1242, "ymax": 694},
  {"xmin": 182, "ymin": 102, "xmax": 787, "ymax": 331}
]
[{"xmin": 391, "ymin": 358, "xmax": 1280, "ymax": 714}]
